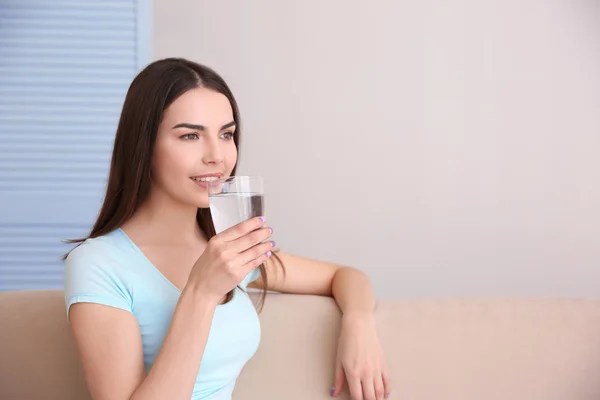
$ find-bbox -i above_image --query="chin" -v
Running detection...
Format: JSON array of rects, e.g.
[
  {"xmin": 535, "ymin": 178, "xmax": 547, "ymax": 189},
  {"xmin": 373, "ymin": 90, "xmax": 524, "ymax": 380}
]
[
  {"xmin": 175, "ymin": 192, "xmax": 209, "ymax": 210},
  {"xmin": 194, "ymin": 196, "xmax": 210, "ymax": 209}
]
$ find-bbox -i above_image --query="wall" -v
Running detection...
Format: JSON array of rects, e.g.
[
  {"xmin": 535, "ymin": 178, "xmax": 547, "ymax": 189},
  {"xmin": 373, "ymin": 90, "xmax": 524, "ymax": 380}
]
[{"xmin": 153, "ymin": 0, "xmax": 600, "ymax": 299}]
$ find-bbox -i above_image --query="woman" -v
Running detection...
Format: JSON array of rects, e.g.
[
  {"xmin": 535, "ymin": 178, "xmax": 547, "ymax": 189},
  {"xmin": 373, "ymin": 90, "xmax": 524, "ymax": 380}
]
[{"xmin": 63, "ymin": 57, "xmax": 390, "ymax": 400}]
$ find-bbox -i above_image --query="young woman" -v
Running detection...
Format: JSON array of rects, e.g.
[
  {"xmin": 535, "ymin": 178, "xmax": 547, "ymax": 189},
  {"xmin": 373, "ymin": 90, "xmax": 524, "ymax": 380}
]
[{"xmin": 63, "ymin": 57, "xmax": 390, "ymax": 400}]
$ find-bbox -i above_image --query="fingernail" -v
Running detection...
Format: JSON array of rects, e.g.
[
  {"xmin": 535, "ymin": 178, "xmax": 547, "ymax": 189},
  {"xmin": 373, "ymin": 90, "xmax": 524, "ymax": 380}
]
[
  {"xmin": 330, "ymin": 386, "xmax": 335, "ymax": 396},
  {"xmin": 385, "ymin": 393, "xmax": 390, "ymax": 398},
  {"xmin": 266, "ymin": 251, "xmax": 272, "ymax": 258},
  {"xmin": 268, "ymin": 227, "xmax": 273, "ymax": 234},
  {"xmin": 270, "ymin": 241, "xmax": 276, "ymax": 248},
  {"xmin": 259, "ymin": 216, "xmax": 266, "ymax": 223}
]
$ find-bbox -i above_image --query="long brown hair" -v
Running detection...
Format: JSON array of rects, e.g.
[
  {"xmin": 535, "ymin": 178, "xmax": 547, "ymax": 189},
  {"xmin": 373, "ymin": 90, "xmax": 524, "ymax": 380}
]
[{"xmin": 64, "ymin": 57, "xmax": 279, "ymax": 310}]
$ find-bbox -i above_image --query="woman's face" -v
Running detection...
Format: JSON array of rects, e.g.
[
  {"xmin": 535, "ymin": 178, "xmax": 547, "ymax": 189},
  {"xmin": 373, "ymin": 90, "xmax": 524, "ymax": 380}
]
[{"xmin": 151, "ymin": 87, "xmax": 238, "ymax": 208}]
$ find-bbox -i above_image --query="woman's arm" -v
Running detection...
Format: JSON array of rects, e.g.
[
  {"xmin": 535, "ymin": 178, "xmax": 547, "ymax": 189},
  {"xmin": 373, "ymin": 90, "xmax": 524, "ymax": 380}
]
[
  {"xmin": 249, "ymin": 250, "xmax": 376, "ymax": 316},
  {"xmin": 69, "ymin": 285, "xmax": 217, "ymax": 400},
  {"xmin": 68, "ymin": 216, "xmax": 273, "ymax": 400},
  {"xmin": 250, "ymin": 250, "xmax": 390, "ymax": 400}
]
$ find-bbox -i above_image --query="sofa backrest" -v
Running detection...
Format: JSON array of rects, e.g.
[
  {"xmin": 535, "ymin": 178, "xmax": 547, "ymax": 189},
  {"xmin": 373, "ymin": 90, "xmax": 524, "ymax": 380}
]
[
  {"xmin": 2, "ymin": 290, "xmax": 600, "ymax": 400},
  {"xmin": 0, "ymin": 290, "xmax": 91, "ymax": 400}
]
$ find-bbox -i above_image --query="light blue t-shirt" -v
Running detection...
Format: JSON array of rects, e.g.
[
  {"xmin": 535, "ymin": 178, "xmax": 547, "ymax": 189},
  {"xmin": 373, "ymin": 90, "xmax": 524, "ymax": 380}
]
[{"xmin": 63, "ymin": 228, "xmax": 262, "ymax": 400}]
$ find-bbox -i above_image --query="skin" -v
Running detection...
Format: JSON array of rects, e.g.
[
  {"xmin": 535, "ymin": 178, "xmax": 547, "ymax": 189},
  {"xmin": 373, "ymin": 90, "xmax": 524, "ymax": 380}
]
[{"xmin": 69, "ymin": 87, "xmax": 391, "ymax": 400}]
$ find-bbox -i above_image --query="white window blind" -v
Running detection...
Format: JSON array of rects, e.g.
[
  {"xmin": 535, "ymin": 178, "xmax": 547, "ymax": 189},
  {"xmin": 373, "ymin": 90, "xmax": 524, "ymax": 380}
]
[{"xmin": 0, "ymin": 0, "xmax": 151, "ymax": 291}]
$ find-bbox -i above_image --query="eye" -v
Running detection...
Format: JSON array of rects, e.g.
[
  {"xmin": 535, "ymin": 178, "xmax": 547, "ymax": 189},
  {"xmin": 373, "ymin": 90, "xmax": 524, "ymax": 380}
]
[
  {"xmin": 180, "ymin": 133, "xmax": 199, "ymax": 140},
  {"xmin": 220, "ymin": 131, "xmax": 234, "ymax": 140}
]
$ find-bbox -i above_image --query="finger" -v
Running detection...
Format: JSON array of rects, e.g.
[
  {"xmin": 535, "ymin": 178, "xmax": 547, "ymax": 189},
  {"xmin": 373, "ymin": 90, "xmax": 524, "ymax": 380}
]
[
  {"xmin": 348, "ymin": 375, "xmax": 363, "ymax": 400},
  {"xmin": 217, "ymin": 216, "xmax": 266, "ymax": 242},
  {"xmin": 238, "ymin": 243, "xmax": 273, "ymax": 276},
  {"xmin": 374, "ymin": 373, "xmax": 385, "ymax": 400},
  {"xmin": 361, "ymin": 377, "xmax": 376, "ymax": 400},
  {"xmin": 331, "ymin": 360, "xmax": 346, "ymax": 397},
  {"xmin": 382, "ymin": 368, "xmax": 391, "ymax": 399},
  {"xmin": 237, "ymin": 240, "xmax": 275, "ymax": 267},
  {"xmin": 230, "ymin": 226, "xmax": 273, "ymax": 253}
]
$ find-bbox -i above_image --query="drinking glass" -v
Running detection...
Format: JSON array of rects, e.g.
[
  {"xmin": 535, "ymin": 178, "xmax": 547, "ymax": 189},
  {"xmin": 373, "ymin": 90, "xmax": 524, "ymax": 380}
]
[{"xmin": 207, "ymin": 176, "xmax": 264, "ymax": 234}]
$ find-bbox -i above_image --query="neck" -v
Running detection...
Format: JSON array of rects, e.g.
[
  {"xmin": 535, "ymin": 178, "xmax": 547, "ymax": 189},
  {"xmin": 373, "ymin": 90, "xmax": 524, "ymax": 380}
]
[{"xmin": 124, "ymin": 187, "xmax": 206, "ymax": 245}]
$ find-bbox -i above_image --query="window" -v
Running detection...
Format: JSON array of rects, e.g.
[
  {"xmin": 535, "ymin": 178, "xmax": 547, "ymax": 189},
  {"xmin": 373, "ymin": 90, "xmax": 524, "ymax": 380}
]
[{"xmin": 0, "ymin": 0, "xmax": 151, "ymax": 290}]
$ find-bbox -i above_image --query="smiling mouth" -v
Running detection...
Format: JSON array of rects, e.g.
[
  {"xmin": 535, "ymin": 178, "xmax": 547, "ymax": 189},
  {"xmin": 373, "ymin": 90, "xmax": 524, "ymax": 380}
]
[{"xmin": 191, "ymin": 176, "xmax": 220, "ymax": 182}]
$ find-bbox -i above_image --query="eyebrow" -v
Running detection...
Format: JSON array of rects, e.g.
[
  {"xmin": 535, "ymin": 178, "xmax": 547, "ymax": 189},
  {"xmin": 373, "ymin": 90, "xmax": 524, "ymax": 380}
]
[{"xmin": 172, "ymin": 121, "xmax": 236, "ymax": 130}]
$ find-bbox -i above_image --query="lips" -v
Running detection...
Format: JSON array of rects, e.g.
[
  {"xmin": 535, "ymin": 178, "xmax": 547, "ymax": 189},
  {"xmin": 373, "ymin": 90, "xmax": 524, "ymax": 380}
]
[
  {"xmin": 190, "ymin": 173, "xmax": 223, "ymax": 189},
  {"xmin": 191, "ymin": 176, "xmax": 220, "ymax": 182}
]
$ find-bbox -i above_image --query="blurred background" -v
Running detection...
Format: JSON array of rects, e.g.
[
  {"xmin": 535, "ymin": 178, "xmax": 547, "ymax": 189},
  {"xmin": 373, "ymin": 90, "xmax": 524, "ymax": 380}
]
[{"xmin": 1, "ymin": 0, "xmax": 599, "ymax": 300}]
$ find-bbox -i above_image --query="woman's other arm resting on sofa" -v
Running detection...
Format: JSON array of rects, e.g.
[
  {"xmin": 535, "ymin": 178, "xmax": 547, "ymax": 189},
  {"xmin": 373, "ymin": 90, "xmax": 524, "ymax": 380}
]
[
  {"xmin": 249, "ymin": 250, "xmax": 391, "ymax": 400},
  {"xmin": 69, "ymin": 285, "xmax": 216, "ymax": 400}
]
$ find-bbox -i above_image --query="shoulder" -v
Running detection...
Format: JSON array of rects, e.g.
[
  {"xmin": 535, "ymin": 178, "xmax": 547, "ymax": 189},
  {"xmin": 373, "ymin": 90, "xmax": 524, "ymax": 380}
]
[
  {"xmin": 66, "ymin": 229, "xmax": 127, "ymax": 263},
  {"xmin": 63, "ymin": 229, "xmax": 135, "ymax": 315}
]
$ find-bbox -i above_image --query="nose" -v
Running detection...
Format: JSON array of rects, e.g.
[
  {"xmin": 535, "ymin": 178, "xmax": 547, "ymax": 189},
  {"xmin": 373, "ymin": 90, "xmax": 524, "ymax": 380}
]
[{"xmin": 202, "ymin": 136, "xmax": 224, "ymax": 165}]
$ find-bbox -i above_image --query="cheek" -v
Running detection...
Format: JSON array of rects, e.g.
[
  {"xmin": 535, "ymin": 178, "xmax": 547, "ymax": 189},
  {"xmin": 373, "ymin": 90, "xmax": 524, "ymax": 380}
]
[
  {"xmin": 152, "ymin": 142, "xmax": 192, "ymax": 183},
  {"xmin": 224, "ymin": 142, "xmax": 238, "ymax": 172}
]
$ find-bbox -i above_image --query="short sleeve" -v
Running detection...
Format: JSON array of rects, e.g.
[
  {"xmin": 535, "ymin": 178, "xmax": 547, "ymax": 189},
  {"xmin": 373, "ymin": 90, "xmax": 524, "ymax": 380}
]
[{"xmin": 63, "ymin": 240, "xmax": 133, "ymax": 319}]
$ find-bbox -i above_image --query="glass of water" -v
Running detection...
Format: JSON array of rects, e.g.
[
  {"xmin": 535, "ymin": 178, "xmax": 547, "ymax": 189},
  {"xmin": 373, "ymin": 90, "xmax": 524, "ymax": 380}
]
[{"xmin": 207, "ymin": 176, "xmax": 265, "ymax": 234}]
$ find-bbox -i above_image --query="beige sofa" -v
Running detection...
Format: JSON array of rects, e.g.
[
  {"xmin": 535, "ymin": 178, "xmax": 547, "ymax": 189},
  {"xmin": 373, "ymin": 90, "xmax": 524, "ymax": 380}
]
[{"xmin": 2, "ymin": 290, "xmax": 600, "ymax": 400}]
